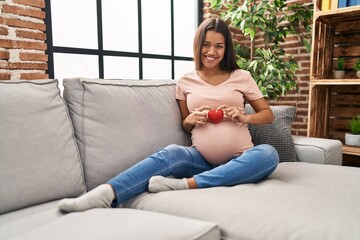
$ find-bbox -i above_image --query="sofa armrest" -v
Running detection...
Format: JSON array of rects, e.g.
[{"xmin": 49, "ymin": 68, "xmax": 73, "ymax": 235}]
[{"xmin": 292, "ymin": 135, "xmax": 343, "ymax": 165}]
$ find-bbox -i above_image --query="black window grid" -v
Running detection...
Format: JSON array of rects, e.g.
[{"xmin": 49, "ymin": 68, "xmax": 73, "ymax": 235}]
[{"xmin": 45, "ymin": 0, "xmax": 203, "ymax": 80}]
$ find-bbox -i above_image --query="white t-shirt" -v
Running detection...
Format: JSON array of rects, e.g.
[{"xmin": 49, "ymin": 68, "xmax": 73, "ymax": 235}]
[{"xmin": 176, "ymin": 69, "xmax": 263, "ymax": 164}]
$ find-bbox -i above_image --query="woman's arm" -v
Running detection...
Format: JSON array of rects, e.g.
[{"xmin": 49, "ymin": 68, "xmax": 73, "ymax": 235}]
[
  {"xmin": 246, "ymin": 98, "xmax": 274, "ymax": 125},
  {"xmin": 218, "ymin": 98, "xmax": 274, "ymax": 125},
  {"xmin": 177, "ymin": 100, "xmax": 210, "ymax": 133}
]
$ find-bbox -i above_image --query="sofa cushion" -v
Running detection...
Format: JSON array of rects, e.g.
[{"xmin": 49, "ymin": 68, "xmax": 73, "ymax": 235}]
[
  {"xmin": 0, "ymin": 202, "xmax": 219, "ymax": 240},
  {"xmin": 246, "ymin": 104, "xmax": 297, "ymax": 162},
  {"xmin": 124, "ymin": 162, "xmax": 360, "ymax": 240},
  {"xmin": 63, "ymin": 78, "xmax": 191, "ymax": 190},
  {"xmin": 0, "ymin": 201, "xmax": 61, "ymax": 239},
  {"xmin": 0, "ymin": 79, "xmax": 86, "ymax": 215}
]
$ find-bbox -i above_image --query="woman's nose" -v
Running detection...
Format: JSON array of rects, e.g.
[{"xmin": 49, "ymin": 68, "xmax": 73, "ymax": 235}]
[{"xmin": 207, "ymin": 46, "xmax": 215, "ymax": 54}]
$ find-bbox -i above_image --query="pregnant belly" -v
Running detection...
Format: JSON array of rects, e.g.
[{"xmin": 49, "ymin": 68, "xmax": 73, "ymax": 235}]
[{"xmin": 191, "ymin": 121, "xmax": 253, "ymax": 164}]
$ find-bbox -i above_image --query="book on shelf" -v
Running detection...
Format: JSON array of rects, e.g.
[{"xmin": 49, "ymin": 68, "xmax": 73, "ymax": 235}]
[
  {"xmin": 331, "ymin": 0, "xmax": 338, "ymax": 9},
  {"xmin": 322, "ymin": 0, "xmax": 330, "ymax": 10},
  {"xmin": 338, "ymin": 0, "xmax": 347, "ymax": 7},
  {"xmin": 347, "ymin": 0, "xmax": 360, "ymax": 6}
]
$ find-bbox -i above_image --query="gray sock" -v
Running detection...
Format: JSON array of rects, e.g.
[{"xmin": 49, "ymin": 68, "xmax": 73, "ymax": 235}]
[
  {"xmin": 148, "ymin": 176, "xmax": 189, "ymax": 193},
  {"xmin": 58, "ymin": 184, "xmax": 115, "ymax": 212}
]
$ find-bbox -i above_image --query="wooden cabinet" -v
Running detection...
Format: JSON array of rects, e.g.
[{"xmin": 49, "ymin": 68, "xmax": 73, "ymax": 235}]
[{"xmin": 307, "ymin": 3, "xmax": 360, "ymax": 158}]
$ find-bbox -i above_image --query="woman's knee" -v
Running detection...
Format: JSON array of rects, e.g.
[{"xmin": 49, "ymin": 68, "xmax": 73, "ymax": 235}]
[
  {"xmin": 153, "ymin": 144, "xmax": 189, "ymax": 164},
  {"xmin": 251, "ymin": 144, "xmax": 279, "ymax": 166},
  {"xmin": 242, "ymin": 144, "xmax": 279, "ymax": 181},
  {"xmin": 154, "ymin": 145, "xmax": 207, "ymax": 177},
  {"xmin": 163, "ymin": 144, "xmax": 185, "ymax": 152},
  {"xmin": 255, "ymin": 144, "xmax": 278, "ymax": 157},
  {"xmin": 159, "ymin": 144, "xmax": 187, "ymax": 156}
]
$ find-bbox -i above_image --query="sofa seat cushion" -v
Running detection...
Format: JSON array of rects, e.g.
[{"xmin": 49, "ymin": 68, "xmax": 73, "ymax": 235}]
[
  {"xmin": 0, "ymin": 201, "xmax": 219, "ymax": 240},
  {"xmin": 0, "ymin": 79, "xmax": 86, "ymax": 215},
  {"xmin": 63, "ymin": 78, "xmax": 191, "ymax": 190},
  {"xmin": 124, "ymin": 162, "xmax": 360, "ymax": 240},
  {"xmin": 0, "ymin": 201, "xmax": 61, "ymax": 239}
]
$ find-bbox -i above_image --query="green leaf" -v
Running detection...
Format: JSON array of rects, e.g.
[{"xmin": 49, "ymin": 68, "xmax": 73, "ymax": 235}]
[
  {"xmin": 303, "ymin": 39, "xmax": 311, "ymax": 53},
  {"xmin": 239, "ymin": 4, "xmax": 249, "ymax": 12},
  {"xmin": 240, "ymin": 19, "xmax": 246, "ymax": 31},
  {"xmin": 252, "ymin": 61, "xmax": 258, "ymax": 72},
  {"xmin": 241, "ymin": 2, "xmax": 248, "ymax": 12},
  {"xmin": 244, "ymin": 28, "xmax": 252, "ymax": 36},
  {"xmin": 248, "ymin": 60, "xmax": 256, "ymax": 69},
  {"xmin": 249, "ymin": 29, "xmax": 255, "ymax": 40},
  {"xmin": 211, "ymin": 0, "xmax": 222, "ymax": 8}
]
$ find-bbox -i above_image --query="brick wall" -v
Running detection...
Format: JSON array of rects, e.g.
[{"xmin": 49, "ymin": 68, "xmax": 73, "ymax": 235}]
[
  {"xmin": 203, "ymin": 0, "xmax": 312, "ymax": 136},
  {"xmin": 0, "ymin": 0, "xmax": 48, "ymax": 80}
]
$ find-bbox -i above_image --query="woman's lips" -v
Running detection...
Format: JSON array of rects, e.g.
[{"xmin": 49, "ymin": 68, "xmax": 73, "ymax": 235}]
[{"xmin": 205, "ymin": 55, "xmax": 216, "ymax": 63}]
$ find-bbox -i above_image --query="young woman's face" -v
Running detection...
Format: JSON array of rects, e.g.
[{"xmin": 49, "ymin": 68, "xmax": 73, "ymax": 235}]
[{"xmin": 201, "ymin": 30, "xmax": 225, "ymax": 70}]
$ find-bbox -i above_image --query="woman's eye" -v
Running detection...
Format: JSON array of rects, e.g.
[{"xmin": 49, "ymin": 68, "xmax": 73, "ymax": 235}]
[{"xmin": 216, "ymin": 45, "xmax": 224, "ymax": 49}]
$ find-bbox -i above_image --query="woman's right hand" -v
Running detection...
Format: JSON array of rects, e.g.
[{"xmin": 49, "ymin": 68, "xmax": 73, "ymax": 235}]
[{"xmin": 184, "ymin": 105, "xmax": 211, "ymax": 127}]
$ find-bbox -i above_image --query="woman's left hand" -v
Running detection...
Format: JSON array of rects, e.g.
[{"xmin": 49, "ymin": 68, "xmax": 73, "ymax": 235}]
[{"xmin": 218, "ymin": 104, "xmax": 250, "ymax": 124}]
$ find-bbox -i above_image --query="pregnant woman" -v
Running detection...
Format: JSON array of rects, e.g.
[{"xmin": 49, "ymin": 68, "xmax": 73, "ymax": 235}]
[{"xmin": 58, "ymin": 18, "xmax": 279, "ymax": 212}]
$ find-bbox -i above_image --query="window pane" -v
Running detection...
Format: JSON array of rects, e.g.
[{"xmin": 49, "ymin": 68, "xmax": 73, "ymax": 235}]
[
  {"xmin": 54, "ymin": 53, "xmax": 99, "ymax": 93},
  {"xmin": 102, "ymin": 0, "xmax": 138, "ymax": 52},
  {"xmin": 104, "ymin": 56, "xmax": 139, "ymax": 79},
  {"xmin": 174, "ymin": 0, "xmax": 197, "ymax": 57},
  {"xmin": 175, "ymin": 60, "xmax": 194, "ymax": 80},
  {"xmin": 142, "ymin": 0, "xmax": 171, "ymax": 55},
  {"xmin": 51, "ymin": 0, "xmax": 98, "ymax": 49},
  {"xmin": 54, "ymin": 53, "xmax": 99, "ymax": 79},
  {"xmin": 143, "ymin": 59, "xmax": 172, "ymax": 79}
]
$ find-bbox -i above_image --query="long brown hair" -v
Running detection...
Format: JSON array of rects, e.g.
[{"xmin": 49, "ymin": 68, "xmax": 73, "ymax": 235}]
[{"xmin": 193, "ymin": 18, "xmax": 239, "ymax": 72}]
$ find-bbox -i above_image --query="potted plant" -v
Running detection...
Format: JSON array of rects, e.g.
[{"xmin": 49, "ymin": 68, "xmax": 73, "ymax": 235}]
[
  {"xmin": 333, "ymin": 57, "xmax": 345, "ymax": 79},
  {"xmin": 354, "ymin": 58, "xmax": 360, "ymax": 78},
  {"xmin": 211, "ymin": 0, "xmax": 313, "ymax": 99},
  {"xmin": 345, "ymin": 115, "xmax": 360, "ymax": 146}
]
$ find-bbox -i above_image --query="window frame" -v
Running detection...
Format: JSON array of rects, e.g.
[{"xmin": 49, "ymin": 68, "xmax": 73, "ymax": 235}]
[{"xmin": 45, "ymin": 0, "xmax": 203, "ymax": 80}]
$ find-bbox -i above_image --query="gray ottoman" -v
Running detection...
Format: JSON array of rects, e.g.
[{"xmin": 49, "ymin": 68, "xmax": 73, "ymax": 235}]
[{"xmin": 0, "ymin": 201, "xmax": 219, "ymax": 240}]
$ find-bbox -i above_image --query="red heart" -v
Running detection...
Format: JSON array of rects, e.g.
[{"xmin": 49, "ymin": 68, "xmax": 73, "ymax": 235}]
[{"xmin": 208, "ymin": 109, "xmax": 224, "ymax": 124}]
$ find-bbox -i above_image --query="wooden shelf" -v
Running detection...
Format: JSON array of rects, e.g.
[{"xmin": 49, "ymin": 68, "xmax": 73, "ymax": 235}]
[
  {"xmin": 308, "ymin": 3, "xmax": 360, "ymax": 160},
  {"xmin": 343, "ymin": 145, "xmax": 360, "ymax": 156},
  {"xmin": 315, "ymin": 5, "xmax": 360, "ymax": 21},
  {"xmin": 310, "ymin": 79, "xmax": 360, "ymax": 85}
]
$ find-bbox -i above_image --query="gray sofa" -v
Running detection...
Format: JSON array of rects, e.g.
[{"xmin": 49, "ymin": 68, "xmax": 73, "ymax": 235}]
[{"xmin": 1, "ymin": 78, "xmax": 359, "ymax": 240}]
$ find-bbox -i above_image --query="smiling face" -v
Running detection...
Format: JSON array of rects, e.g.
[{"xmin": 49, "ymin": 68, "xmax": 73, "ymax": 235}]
[
  {"xmin": 193, "ymin": 18, "xmax": 238, "ymax": 72},
  {"xmin": 201, "ymin": 30, "xmax": 225, "ymax": 70}
]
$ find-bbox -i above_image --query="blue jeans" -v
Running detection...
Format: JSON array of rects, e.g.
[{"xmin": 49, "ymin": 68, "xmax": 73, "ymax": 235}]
[{"xmin": 108, "ymin": 144, "xmax": 279, "ymax": 207}]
